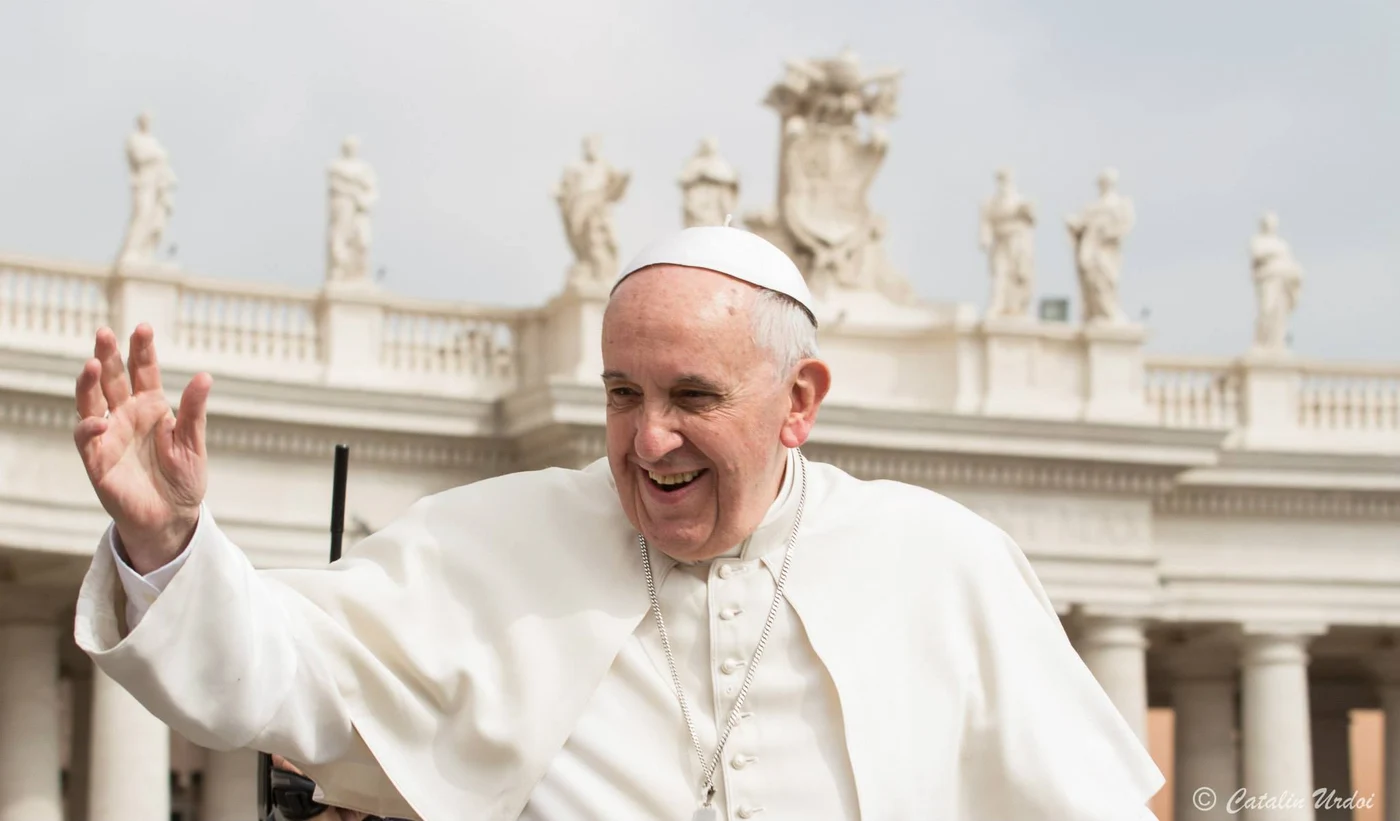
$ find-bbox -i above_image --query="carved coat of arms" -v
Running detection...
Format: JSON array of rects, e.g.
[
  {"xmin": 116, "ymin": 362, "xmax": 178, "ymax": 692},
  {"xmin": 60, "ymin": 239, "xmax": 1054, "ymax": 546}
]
[{"xmin": 746, "ymin": 51, "xmax": 912, "ymax": 303}]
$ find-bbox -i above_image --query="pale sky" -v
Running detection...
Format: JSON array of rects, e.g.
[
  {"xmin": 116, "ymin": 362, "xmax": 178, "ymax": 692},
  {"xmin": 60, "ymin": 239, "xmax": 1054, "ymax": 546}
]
[{"xmin": 2, "ymin": 0, "xmax": 1395, "ymax": 360}]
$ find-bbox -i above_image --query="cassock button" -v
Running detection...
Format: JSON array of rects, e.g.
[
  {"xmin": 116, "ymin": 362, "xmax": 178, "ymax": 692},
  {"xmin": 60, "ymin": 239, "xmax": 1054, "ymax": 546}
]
[
  {"xmin": 730, "ymin": 754, "xmax": 756, "ymax": 769},
  {"xmin": 720, "ymin": 658, "xmax": 746, "ymax": 675},
  {"xmin": 736, "ymin": 807, "xmax": 764, "ymax": 818},
  {"xmin": 718, "ymin": 564, "xmax": 736, "ymax": 579},
  {"xmin": 719, "ymin": 607, "xmax": 742, "ymax": 620}
]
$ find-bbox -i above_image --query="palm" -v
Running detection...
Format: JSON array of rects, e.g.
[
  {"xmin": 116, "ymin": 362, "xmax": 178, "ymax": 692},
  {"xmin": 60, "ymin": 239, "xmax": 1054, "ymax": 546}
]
[
  {"xmin": 92, "ymin": 392, "xmax": 203, "ymax": 530},
  {"xmin": 74, "ymin": 325, "xmax": 211, "ymax": 564}
]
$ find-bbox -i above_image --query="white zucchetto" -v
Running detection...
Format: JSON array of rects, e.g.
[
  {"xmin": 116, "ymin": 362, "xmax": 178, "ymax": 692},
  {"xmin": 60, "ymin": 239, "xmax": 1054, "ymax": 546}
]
[{"xmin": 613, "ymin": 224, "xmax": 818, "ymax": 326}]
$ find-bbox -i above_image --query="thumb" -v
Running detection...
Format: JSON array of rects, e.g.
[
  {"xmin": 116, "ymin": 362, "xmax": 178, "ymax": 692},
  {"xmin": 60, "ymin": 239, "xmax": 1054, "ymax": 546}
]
[{"xmin": 173, "ymin": 373, "xmax": 212, "ymax": 456}]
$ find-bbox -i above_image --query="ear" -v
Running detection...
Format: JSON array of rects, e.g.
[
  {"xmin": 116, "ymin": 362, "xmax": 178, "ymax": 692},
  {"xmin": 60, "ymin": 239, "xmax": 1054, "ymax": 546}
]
[{"xmin": 778, "ymin": 358, "xmax": 832, "ymax": 448}]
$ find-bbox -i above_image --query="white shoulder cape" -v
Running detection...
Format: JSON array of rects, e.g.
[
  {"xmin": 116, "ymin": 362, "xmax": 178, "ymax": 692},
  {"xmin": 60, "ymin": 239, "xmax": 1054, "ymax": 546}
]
[{"xmin": 76, "ymin": 457, "xmax": 1163, "ymax": 820}]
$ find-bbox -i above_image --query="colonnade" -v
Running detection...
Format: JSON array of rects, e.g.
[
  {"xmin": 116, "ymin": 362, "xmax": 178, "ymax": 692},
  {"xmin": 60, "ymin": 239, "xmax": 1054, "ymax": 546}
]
[
  {"xmin": 0, "ymin": 609, "xmax": 255, "ymax": 821},
  {"xmin": 5, "ymin": 606, "xmax": 1400, "ymax": 820},
  {"xmin": 1076, "ymin": 614, "xmax": 1398, "ymax": 821}
]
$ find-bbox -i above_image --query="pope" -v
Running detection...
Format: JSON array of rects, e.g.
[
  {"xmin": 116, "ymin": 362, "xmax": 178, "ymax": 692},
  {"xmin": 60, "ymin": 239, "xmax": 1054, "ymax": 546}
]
[{"xmin": 71, "ymin": 226, "xmax": 1164, "ymax": 820}]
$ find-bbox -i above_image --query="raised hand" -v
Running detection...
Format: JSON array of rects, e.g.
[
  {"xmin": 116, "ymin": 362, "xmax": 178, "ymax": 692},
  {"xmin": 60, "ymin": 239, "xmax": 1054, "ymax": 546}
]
[{"xmin": 73, "ymin": 324, "xmax": 212, "ymax": 574}]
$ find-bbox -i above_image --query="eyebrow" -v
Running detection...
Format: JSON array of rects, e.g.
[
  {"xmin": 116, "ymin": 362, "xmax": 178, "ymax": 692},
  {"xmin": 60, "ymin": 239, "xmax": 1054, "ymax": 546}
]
[{"xmin": 599, "ymin": 370, "xmax": 727, "ymax": 393}]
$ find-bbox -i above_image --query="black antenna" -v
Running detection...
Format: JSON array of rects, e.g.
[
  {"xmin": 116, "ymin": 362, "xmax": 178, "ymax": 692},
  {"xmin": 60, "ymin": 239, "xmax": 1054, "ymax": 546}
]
[
  {"xmin": 330, "ymin": 444, "xmax": 349, "ymax": 562},
  {"xmin": 258, "ymin": 443, "xmax": 351, "ymax": 819}
]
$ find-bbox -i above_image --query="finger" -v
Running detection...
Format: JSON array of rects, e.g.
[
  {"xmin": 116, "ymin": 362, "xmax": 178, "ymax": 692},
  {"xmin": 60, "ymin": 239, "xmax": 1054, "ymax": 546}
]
[
  {"xmin": 127, "ymin": 323, "xmax": 163, "ymax": 396},
  {"xmin": 75, "ymin": 358, "xmax": 108, "ymax": 419},
  {"xmin": 95, "ymin": 327, "xmax": 132, "ymax": 410},
  {"xmin": 72, "ymin": 415, "xmax": 111, "ymax": 479},
  {"xmin": 173, "ymin": 372, "xmax": 212, "ymax": 455}
]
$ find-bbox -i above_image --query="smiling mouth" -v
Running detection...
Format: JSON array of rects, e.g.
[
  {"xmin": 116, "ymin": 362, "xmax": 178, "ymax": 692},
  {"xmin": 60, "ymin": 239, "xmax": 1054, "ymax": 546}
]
[{"xmin": 646, "ymin": 468, "xmax": 707, "ymax": 492}]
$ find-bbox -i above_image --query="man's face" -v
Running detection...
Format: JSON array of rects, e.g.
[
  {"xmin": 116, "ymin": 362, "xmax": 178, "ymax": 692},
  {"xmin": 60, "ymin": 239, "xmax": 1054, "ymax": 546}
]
[{"xmin": 601, "ymin": 265, "xmax": 822, "ymax": 562}]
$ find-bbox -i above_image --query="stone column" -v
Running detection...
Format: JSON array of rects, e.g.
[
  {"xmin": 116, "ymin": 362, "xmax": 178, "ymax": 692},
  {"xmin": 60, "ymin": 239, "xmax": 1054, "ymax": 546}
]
[
  {"xmin": 1240, "ymin": 630, "xmax": 1317, "ymax": 821},
  {"xmin": 65, "ymin": 668, "xmax": 94, "ymax": 821},
  {"xmin": 87, "ymin": 667, "xmax": 170, "ymax": 821},
  {"xmin": 201, "ymin": 747, "xmax": 258, "ymax": 821},
  {"xmin": 0, "ymin": 619, "xmax": 64, "ymax": 821},
  {"xmin": 1381, "ymin": 684, "xmax": 1400, "ymax": 821},
  {"xmin": 1076, "ymin": 615, "xmax": 1150, "ymax": 742},
  {"xmin": 1169, "ymin": 645, "xmax": 1239, "ymax": 821},
  {"xmin": 1309, "ymin": 683, "xmax": 1354, "ymax": 821},
  {"xmin": 1370, "ymin": 651, "xmax": 1400, "ymax": 821}
]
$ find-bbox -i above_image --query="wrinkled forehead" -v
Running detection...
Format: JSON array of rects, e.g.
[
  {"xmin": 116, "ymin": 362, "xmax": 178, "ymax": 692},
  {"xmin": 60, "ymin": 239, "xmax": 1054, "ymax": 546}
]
[
  {"xmin": 607, "ymin": 264, "xmax": 759, "ymax": 320},
  {"xmin": 604, "ymin": 267, "xmax": 763, "ymax": 374}
]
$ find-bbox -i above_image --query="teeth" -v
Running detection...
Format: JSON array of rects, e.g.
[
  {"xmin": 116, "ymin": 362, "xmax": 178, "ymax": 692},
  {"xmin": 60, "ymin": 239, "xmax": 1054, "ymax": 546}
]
[{"xmin": 648, "ymin": 469, "xmax": 700, "ymax": 486}]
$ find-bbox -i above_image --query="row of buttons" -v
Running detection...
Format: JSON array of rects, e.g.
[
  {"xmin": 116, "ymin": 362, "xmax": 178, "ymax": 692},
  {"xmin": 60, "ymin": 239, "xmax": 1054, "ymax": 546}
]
[{"xmin": 716, "ymin": 561, "xmax": 762, "ymax": 819}]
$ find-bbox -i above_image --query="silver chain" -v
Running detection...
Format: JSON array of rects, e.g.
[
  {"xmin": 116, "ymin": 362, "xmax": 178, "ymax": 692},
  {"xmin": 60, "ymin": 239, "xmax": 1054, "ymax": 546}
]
[{"xmin": 637, "ymin": 448, "xmax": 809, "ymax": 809}]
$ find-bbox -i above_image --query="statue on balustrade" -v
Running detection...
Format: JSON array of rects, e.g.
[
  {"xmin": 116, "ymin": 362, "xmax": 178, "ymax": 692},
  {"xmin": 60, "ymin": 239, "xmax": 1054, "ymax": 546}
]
[
  {"xmin": 1066, "ymin": 167, "xmax": 1135, "ymax": 325},
  {"xmin": 115, "ymin": 112, "xmax": 178, "ymax": 270},
  {"xmin": 978, "ymin": 167, "xmax": 1037, "ymax": 318},
  {"xmin": 678, "ymin": 137, "xmax": 739, "ymax": 228},
  {"xmin": 554, "ymin": 135, "xmax": 630, "ymax": 295},
  {"xmin": 326, "ymin": 136, "xmax": 378, "ymax": 284},
  {"xmin": 745, "ymin": 50, "xmax": 913, "ymax": 303},
  {"xmin": 1250, "ymin": 211, "xmax": 1303, "ymax": 352}
]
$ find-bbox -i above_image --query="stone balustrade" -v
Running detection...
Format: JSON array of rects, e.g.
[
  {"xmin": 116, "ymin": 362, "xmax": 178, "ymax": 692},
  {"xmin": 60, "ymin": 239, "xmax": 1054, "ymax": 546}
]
[
  {"xmin": 0, "ymin": 255, "xmax": 111, "ymax": 357},
  {"xmin": 0, "ymin": 253, "xmax": 526, "ymax": 397},
  {"xmin": 2, "ymin": 251, "xmax": 1396, "ymax": 454},
  {"xmin": 1143, "ymin": 356, "xmax": 1242, "ymax": 429},
  {"xmin": 1298, "ymin": 361, "xmax": 1400, "ymax": 433},
  {"xmin": 1143, "ymin": 355, "xmax": 1400, "ymax": 449}
]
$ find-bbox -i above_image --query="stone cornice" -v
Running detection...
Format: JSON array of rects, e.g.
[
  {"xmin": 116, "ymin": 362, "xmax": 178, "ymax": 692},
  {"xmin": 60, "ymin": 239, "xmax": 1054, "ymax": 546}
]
[
  {"xmin": 802, "ymin": 442, "xmax": 1181, "ymax": 496},
  {"xmin": 207, "ymin": 417, "xmax": 516, "ymax": 471},
  {"xmin": 0, "ymin": 392, "xmax": 515, "ymax": 471},
  {"xmin": 814, "ymin": 401, "xmax": 1228, "ymax": 456},
  {"xmin": 0, "ymin": 346, "xmax": 503, "ymax": 438},
  {"xmin": 1157, "ymin": 487, "xmax": 1400, "ymax": 520},
  {"xmin": 513, "ymin": 424, "xmax": 607, "ymax": 471}
]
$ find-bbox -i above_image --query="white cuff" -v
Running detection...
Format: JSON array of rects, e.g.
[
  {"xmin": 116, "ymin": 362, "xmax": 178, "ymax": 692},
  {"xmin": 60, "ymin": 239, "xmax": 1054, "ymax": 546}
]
[{"xmin": 110, "ymin": 510, "xmax": 201, "ymax": 630}]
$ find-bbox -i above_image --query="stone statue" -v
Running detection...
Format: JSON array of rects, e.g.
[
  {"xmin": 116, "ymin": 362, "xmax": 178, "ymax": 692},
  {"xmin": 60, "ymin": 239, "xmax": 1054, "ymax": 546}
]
[
  {"xmin": 115, "ymin": 112, "xmax": 177, "ymax": 269},
  {"xmin": 678, "ymin": 137, "xmax": 739, "ymax": 228},
  {"xmin": 326, "ymin": 136, "xmax": 378, "ymax": 284},
  {"xmin": 554, "ymin": 135, "xmax": 630, "ymax": 294},
  {"xmin": 978, "ymin": 168, "xmax": 1036, "ymax": 318},
  {"xmin": 1250, "ymin": 212, "xmax": 1303, "ymax": 352},
  {"xmin": 1066, "ymin": 168, "xmax": 1135, "ymax": 325},
  {"xmin": 745, "ymin": 50, "xmax": 911, "ymax": 302}
]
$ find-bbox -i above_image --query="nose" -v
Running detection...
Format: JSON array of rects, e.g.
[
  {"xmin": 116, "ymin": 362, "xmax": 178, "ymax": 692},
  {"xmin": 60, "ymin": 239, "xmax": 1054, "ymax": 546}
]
[{"xmin": 633, "ymin": 403, "xmax": 683, "ymax": 463}]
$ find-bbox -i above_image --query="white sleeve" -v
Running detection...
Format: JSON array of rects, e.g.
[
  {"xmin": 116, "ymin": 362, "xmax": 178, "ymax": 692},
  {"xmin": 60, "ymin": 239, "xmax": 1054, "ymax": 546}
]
[
  {"xmin": 74, "ymin": 505, "xmax": 359, "ymax": 765},
  {"xmin": 110, "ymin": 518, "xmax": 196, "ymax": 630}
]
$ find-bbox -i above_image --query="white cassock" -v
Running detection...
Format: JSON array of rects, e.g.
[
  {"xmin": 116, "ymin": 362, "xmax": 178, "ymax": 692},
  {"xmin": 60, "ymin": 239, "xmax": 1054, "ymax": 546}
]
[{"xmin": 75, "ymin": 449, "xmax": 1163, "ymax": 820}]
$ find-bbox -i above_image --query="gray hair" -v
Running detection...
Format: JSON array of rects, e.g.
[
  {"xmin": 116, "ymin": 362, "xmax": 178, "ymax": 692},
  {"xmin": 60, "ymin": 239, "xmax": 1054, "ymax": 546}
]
[{"xmin": 749, "ymin": 288, "xmax": 819, "ymax": 382}]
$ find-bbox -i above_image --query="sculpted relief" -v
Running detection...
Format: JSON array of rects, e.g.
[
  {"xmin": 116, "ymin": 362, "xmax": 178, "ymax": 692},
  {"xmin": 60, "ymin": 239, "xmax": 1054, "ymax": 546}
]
[
  {"xmin": 554, "ymin": 135, "xmax": 630, "ymax": 296},
  {"xmin": 746, "ymin": 50, "xmax": 913, "ymax": 303},
  {"xmin": 1249, "ymin": 212, "xmax": 1303, "ymax": 353},
  {"xmin": 979, "ymin": 168, "xmax": 1037, "ymax": 319},
  {"xmin": 115, "ymin": 112, "xmax": 177, "ymax": 270},
  {"xmin": 678, "ymin": 137, "xmax": 739, "ymax": 228},
  {"xmin": 326, "ymin": 136, "xmax": 378, "ymax": 284},
  {"xmin": 1066, "ymin": 168, "xmax": 1135, "ymax": 325}
]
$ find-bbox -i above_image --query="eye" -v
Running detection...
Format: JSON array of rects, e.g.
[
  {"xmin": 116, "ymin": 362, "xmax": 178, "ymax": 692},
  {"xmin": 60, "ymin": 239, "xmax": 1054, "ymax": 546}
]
[{"xmin": 608, "ymin": 387, "xmax": 638, "ymax": 397}]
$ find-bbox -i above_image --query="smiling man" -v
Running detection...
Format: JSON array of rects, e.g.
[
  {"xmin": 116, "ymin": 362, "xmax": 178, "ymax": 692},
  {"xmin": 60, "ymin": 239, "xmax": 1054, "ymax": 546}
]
[{"xmin": 72, "ymin": 226, "xmax": 1163, "ymax": 820}]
